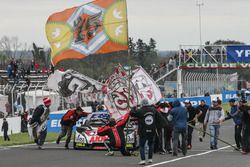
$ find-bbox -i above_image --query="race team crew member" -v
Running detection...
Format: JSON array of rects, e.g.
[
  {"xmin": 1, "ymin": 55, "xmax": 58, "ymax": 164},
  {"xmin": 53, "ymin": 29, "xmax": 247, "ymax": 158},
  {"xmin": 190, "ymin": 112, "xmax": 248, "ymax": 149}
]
[
  {"xmin": 225, "ymin": 99, "xmax": 242, "ymax": 150},
  {"xmin": 29, "ymin": 97, "xmax": 52, "ymax": 149},
  {"xmin": 56, "ymin": 106, "xmax": 89, "ymax": 149},
  {"xmin": 97, "ymin": 113, "xmax": 135, "ymax": 156},
  {"xmin": 196, "ymin": 100, "xmax": 209, "ymax": 142},
  {"xmin": 185, "ymin": 100, "xmax": 201, "ymax": 149},
  {"xmin": 130, "ymin": 99, "xmax": 167, "ymax": 165}
]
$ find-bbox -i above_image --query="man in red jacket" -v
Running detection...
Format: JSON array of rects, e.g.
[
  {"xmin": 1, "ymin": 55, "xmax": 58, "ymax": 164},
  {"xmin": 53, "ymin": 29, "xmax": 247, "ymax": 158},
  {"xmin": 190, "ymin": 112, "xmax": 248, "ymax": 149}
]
[
  {"xmin": 56, "ymin": 106, "xmax": 89, "ymax": 149},
  {"xmin": 97, "ymin": 113, "xmax": 135, "ymax": 156}
]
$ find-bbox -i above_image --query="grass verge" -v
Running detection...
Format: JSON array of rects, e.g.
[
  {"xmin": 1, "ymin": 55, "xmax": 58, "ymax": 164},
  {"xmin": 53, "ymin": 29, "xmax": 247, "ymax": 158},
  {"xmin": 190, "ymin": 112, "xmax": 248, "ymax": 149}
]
[{"xmin": 0, "ymin": 132, "xmax": 59, "ymax": 146}]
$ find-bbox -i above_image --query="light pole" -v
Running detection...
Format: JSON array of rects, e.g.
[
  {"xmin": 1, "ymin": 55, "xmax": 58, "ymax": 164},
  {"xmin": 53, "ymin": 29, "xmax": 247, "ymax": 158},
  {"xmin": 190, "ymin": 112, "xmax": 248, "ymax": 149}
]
[{"xmin": 196, "ymin": 0, "xmax": 204, "ymax": 62}]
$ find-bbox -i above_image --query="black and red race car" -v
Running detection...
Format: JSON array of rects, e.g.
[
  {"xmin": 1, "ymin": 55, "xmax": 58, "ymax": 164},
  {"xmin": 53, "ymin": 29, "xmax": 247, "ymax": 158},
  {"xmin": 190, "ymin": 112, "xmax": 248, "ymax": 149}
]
[{"xmin": 73, "ymin": 112, "xmax": 138, "ymax": 150}]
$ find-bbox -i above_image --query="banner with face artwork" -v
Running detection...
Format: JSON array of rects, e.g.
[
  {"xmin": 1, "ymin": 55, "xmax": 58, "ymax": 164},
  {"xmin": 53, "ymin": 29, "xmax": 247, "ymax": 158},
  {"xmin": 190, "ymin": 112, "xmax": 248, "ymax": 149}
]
[
  {"xmin": 132, "ymin": 66, "xmax": 162, "ymax": 105},
  {"xmin": 103, "ymin": 65, "xmax": 139, "ymax": 121}
]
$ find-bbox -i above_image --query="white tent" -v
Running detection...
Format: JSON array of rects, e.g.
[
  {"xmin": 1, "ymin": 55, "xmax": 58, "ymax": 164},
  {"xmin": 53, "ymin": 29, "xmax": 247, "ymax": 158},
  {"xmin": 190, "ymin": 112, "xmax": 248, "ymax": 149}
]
[
  {"xmin": 0, "ymin": 94, "xmax": 8, "ymax": 115},
  {"xmin": 24, "ymin": 90, "xmax": 60, "ymax": 112}
]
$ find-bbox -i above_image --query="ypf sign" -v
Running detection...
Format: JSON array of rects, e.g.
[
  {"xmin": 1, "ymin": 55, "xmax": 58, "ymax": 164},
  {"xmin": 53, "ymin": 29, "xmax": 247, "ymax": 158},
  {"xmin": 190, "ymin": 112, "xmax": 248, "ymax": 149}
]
[{"xmin": 227, "ymin": 45, "xmax": 250, "ymax": 63}]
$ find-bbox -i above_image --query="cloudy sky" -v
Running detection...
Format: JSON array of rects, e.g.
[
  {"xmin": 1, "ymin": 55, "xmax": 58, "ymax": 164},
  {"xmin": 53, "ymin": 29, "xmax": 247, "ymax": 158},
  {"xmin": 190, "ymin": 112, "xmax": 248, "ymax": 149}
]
[{"xmin": 0, "ymin": 0, "xmax": 249, "ymax": 50}]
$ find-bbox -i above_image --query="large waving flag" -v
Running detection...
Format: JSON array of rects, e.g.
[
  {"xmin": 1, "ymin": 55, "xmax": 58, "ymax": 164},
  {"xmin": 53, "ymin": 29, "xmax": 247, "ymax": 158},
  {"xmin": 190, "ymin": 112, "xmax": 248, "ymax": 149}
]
[
  {"xmin": 46, "ymin": 0, "xmax": 128, "ymax": 65},
  {"xmin": 47, "ymin": 69, "xmax": 103, "ymax": 97},
  {"xmin": 132, "ymin": 66, "xmax": 162, "ymax": 105},
  {"xmin": 103, "ymin": 65, "xmax": 139, "ymax": 121}
]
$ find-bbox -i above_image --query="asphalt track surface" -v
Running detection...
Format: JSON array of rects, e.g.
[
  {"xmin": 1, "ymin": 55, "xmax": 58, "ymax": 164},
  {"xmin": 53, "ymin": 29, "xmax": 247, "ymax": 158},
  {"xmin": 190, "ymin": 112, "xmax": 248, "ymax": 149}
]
[{"xmin": 0, "ymin": 120, "xmax": 249, "ymax": 167}]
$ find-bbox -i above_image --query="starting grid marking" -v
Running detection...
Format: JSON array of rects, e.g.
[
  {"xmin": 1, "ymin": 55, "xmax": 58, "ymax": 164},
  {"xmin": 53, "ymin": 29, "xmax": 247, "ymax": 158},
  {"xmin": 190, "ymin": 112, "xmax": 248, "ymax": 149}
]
[{"xmin": 146, "ymin": 145, "xmax": 233, "ymax": 167}]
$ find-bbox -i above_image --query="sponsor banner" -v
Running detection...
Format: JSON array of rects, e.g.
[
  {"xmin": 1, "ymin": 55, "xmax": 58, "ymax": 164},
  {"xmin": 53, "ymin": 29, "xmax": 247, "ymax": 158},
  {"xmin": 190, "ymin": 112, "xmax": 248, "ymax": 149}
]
[
  {"xmin": 222, "ymin": 90, "xmax": 239, "ymax": 102},
  {"xmin": 180, "ymin": 63, "xmax": 250, "ymax": 69},
  {"xmin": 227, "ymin": 45, "xmax": 250, "ymax": 63},
  {"xmin": 161, "ymin": 96, "xmax": 211, "ymax": 107},
  {"xmin": 47, "ymin": 111, "xmax": 87, "ymax": 132},
  {"xmin": 222, "ymin": 90, "xmax": 250, "ymax": 102}
]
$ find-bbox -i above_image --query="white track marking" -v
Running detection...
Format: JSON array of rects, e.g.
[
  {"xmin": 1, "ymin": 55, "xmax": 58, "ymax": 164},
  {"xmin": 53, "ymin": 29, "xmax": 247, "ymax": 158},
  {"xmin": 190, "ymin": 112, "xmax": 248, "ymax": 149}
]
[{"xmin": 146, "ymin": 145, "xmax": 233, "ymax": 167}]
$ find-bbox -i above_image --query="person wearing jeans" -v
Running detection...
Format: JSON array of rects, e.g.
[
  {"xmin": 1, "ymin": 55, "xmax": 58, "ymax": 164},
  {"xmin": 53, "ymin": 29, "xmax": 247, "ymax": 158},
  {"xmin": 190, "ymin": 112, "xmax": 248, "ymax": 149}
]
[
  {"xmin": 130, "ymin": 99, "xmax": 166, "ymax": 165},
  {"xmin": 139, "ymin": 134, "xmax": 155, "ymax": 162},
  {"xmin": 168, "ymin": 100, "xmax": 188, "ymax": 156},
  {"xmin": 209, "ymin": 124, "xmax": 220, "ymax": 149},
  {"xmin": 172, "ymin": 128, "xmax": 187, "ymax": 156},
  {"xmin": 204, "ymin": 99, "xmax": 225, "ymax": 150}
]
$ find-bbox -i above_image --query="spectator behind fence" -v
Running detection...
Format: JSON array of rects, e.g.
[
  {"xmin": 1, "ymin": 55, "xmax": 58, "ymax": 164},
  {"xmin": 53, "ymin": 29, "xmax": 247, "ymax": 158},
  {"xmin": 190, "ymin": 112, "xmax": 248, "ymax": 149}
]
[
  {"xmin": 6, "ymin": 64, "xmax": 12, "ymax": 78},
  {"xmin": 5, "ymin": 102, "xmax": 11, "ymax": 117}
]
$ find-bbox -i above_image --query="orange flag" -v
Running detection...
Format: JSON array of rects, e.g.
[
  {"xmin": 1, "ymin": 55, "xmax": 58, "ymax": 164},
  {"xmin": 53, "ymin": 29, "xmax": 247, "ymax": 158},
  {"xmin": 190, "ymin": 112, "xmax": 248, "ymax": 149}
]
[{"xmin": 46, "ymin": 0, "xmax": 128, "ymax": 65}]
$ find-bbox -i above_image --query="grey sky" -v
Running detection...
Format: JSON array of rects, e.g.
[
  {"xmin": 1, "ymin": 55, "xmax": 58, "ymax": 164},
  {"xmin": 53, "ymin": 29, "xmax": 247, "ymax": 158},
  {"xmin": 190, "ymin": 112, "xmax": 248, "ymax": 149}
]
[{"xmin": 0, "ymin": 0, "xmax": 249, "ymax": 50}]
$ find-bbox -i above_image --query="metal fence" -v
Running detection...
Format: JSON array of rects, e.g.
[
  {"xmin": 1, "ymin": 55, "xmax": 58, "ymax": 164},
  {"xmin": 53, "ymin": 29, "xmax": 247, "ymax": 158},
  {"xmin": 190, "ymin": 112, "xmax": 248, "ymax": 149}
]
[{"xmin": 182, "ymin": 72, "xmax": 238, "ymax": 97}]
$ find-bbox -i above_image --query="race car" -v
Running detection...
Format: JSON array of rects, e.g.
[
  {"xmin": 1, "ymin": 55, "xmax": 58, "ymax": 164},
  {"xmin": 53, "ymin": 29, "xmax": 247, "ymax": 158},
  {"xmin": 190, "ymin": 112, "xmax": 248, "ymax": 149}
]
[{"xmin": 73, "ymin": 112, "xmax": 139, "ymax": 150}]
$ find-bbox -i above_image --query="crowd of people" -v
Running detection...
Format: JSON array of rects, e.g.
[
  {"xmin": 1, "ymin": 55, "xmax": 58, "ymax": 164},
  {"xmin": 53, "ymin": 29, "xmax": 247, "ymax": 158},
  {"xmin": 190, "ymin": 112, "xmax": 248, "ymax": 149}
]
[
  {"xmin": 25, "ymin": 96, "xmax": 250, "ymax": 165},
  {"xmin": 149, "ymin": 55, "xmax": 178, "ymax": 80},
  {"xmin": 5, "ymin": 58, "xmax": 54, "ymax": 84}
]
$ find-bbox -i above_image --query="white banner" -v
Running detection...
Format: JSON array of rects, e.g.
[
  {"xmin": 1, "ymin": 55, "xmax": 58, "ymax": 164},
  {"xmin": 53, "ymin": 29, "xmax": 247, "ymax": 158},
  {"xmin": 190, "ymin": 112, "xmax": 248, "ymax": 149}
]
[
  {"xmin": 104, "ymin": 65, "xmax": 139, "ymax": 121},
  {"xmin": 47, "ymin": 69, "xmax": 103, "ymax": 97},
  {"xmin": 132, "ymin": 66, "xmax": 162, "ymax": 105}
]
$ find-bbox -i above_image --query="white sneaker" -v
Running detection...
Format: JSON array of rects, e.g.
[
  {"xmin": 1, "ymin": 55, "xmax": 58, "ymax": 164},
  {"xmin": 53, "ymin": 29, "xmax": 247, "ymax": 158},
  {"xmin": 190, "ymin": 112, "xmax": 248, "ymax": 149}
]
[
  {"xmin": 138, "ymin": 160, "xmax": 146, "ymax": 165},
  {"xmin": 148, "ymin": 159, "xmax": 153, "ymax": 163},
  {"xmin": 105, "ymin": 151, "xmax": 114, "ymax": 156}
]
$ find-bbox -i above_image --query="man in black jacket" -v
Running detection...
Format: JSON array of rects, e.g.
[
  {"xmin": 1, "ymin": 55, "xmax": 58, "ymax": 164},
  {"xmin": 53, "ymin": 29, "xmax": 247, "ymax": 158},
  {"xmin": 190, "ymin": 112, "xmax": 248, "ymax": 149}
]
[
  {"xmin": 185, "ymin": 100, "xmax": 201, "ymax": 149},
  {"xmin": 196, "ymin": 100, "xmax": 209, "ymax": 142},
  {"xmin": 241, "ymin": 105, "xmax": 250, "ymax": 154},
  {"xmin": 130, "ymin": 99, "xmax": 166, "ymax": 165},
  {"xmin": 1, "ymin": 118, "xmax": 10, "ymax": 141}
]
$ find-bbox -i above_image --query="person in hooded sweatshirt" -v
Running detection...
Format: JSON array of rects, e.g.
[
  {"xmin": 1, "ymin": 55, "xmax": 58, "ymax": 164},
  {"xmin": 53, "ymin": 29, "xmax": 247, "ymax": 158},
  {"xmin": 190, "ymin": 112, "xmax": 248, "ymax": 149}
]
[
  {"xmin": 225, "ymin": 99, "xmax": 242, "ymax": 150},
  {"xmin": 168, "ymin": 100, "xmax": 188, "ymax": 156},
  {"xmin": 204, "ymin": 99, "xmax": 225, "ymax": 150}
]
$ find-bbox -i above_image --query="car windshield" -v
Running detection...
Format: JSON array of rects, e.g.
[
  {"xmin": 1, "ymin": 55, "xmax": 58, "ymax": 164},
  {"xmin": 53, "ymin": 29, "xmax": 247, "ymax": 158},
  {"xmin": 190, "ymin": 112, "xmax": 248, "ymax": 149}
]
[{"xmin": 86, "ymin": 112, "xmax": 110, "ymax": 127}]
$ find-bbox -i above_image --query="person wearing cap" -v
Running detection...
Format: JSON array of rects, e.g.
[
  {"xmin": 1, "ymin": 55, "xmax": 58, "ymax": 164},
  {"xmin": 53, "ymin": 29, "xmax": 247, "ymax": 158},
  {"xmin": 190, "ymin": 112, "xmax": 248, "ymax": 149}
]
[
  {"xmin": 56, "ymin": 106, "xmax": 89, "ymax": 149},
  {"xmin": 97, "ymin": 113, "xmax": 136, "ymax": 156},
  {"xmin": 184, "ymin": 100, "xmax": 201, "ymax": 149},
  {"xmin": 1, "ymin": 118, "xmax": 10, "ymax": 141},
  {"xmin": 130, "ymin": 99, "xmax": 167, "ymax": 165},
  {"xmin": 225, "ymin": 99, "xmax": 242, "ymax": 150},
  {"xmin": 204, "ymin": 99, "xmax": 225, "ymax": 150},
  {"xmin": 29, "ymin": 97, "xmax": 52, "ymax": 149},
  {"xmin": 196, "ymin": 100, "xmax": 209, "ymax": 142},
  {"xmin": 241, "ymin": 106, "xmax": 250, "ymax": 154}
]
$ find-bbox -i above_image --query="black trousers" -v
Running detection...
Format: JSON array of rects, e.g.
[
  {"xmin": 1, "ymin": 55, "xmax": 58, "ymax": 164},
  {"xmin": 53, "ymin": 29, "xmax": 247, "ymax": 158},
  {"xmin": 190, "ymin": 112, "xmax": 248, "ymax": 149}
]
[
  {"xmin": 234, "ymin": 124, "xmax": 242, "ymax": 148},
  {"xmin": 187, "ymin": 125, "xmax": 194, "ymax": 146},
  {"xmin": 4, "ymin": 130, "xmax": 10, "ymax": 141},
  {"xmin": 242, "ymin": 126, "xmax": 250, "ymax": 152}
]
